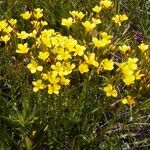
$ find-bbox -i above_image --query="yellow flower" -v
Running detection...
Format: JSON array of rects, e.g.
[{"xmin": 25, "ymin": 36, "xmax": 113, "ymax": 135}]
[
  {"xmin": 32, "ymin": 80, "xmax": 45, "ymax": 92},
  {"xmin": 127, "ymin": 96, "xmax": 135, "ymax": 105},
  {"xmin": 61, "ymin": 17, "xmax": 73, "ymax": 29},
  {"xmin": 121, "ymin": 98, "xmax": 128, "ymax": 104},
  {"xmin": 17, "ymin": 31, "xmax": 29, "ymax": 39},
  {"xmin": 92, "ymin": 37, "xmax": 111, "ymax": 48},
  {"xmin": 69, "ymin": 10, "xmax": 78, "ymax": 18},
  {"xmin": 127, "ymin": 58, "xmax": 138, "ymax": 71},
  {"xmin": 84, "ymin": 53, "xmax": 99, "ymax": 67},
  {"xmin": 101, "ymin": 58, "xmax": 114, "ymax": 71},
  {"xmin": 121, "ymin": 96, "xmax": 135, "ymax": 105},
  {"xmin": 0, "ymin": 35, "xmax": 10, "ymax": 44},
  {"xmin": 65, "ymin": 37, "xmax": 77, "ymax": 52},
  {"xmin": 42, "ymin": 29, "xmax": 55, "ymax": 37},
  {"xmin": 123, "ymin": 75, "xmax": 135, "ymax": 85},
  {"xmin": 100, "ymin": 32, "xmax": 112, "ymax": 40},
  {"xmin": 33, "ymin": 8, "xmax": 43, "ymax": 19},
  {"xmin": 92, "ymin": 5, "xmax": 102, "ymax": 13},
  {"xmin": 60, "ymin": 77, "xmax": 70, "ymax": 85},
  {"xmin": 82, "ymin": 21, "xmax": 96, "ymax": 32},
  {"xmin": 20, "ymin": 11, "xmax": 32, "ymax": 20},
  {"xmin": 63, "ymin": 62, "xmax": 75, "ymax": 75},
  {"xmin": 91, "ymin": 18, "xmax": 101, "ymax": 25},
  {"xmin": 51, "ymin": 62, "xmax": 64, "ymax": 76},
  {"xmin": 103, "ymin": 84, "xmax": 117, "ymax": 97},
  {"xmin": 27, "ymin": 59, "xmax": 43, "ymax": 73},
  {"xmin": 74, "ymin": 44, "xmax": 86, "ymax": 56},
  {"xmin": 112, "ymin": 15, "xmax": 121, "ymax": 26},
  {"xmin": 76, "ymin": 12, "xmax": 85, "ymax": 20},
  {"xmin": 38, "ymin": 51, "xmax": 49, "ymax": 61},
  {"xmin": 100, "ymin": 0, "xmax": 113, "ymax": 9},
  {"xmin": 41, "ymin": 20, "xmax": 48, "ymax": 27},
  {"xmin": 79, "ymin": 63, "xmax": 89, "ymax": 74},
  {"xmin": 42, "ymin": 73, "xmax": 49, "ymax": 80},
  {"xmin": 42, "ymin": 72, "xmax": 60, "ymax": 84},
  {"xmin": 0, "ymin": 20, "xmax": 8, "ymax": 31},
  {"xmin": 8, "ymin": 19, "xmax": 17, "ymax": 26},
  {"xmin": 119, "ymin": 44, "xmax": 131, "ymax": 54},
  {"xmin": 120, "ymin": 14, "xmax": 128, "ymax": 22},
  {"xmin": 57, "ymin": 50, "xmax": 72, "ymax": 60},
  {"xmin": 119, "ymin": 58, "xmax": 138, "ymax": 74},
  {"xmin": 16, "ymin": 43, "xmax": 29, "ymax": 53},
  {"xmin": 121, "ymin": 65, "xmax": 134, "ymax": 76},
  {"xmin": 119, "ymin": 58, "xmax": 139, "ymax": 85},
  {"xmin": 31, "ymin": 20, "xmax": 40, "ymax": 28},
  {"xmin": 112, "ymin": 14, "xmax": 128, "ymax": 26},
  {"xmin": 48, "ymin": 84, "xmax": 61, "ymax": 94},
  {"xmin": 134, "ymin": 70, "xmax": 144, "ymax": 80},
  {"xmin": 29, "ymin": 30, "xmax": 37, "ymax": 38},
  {"xmin": 48, "ymin": 72, "xmax": 60, "ymax": 84},
  {"xmin": 69, "ymin": 11, "xmax": 85, "ymax": 20},
  {"xmin": 41, "ymin": 36, "xmax": 51, "ymax": 48},
  {"xmin": 3, "ymin": 26, "xmax": 13, "ymax": 34},
  {"xmin": 138, "ymin": 43, "xmax": 149, "ymax": 53},
  {"xmin": 77, "ymin": 12, "xmax": 85, "ymax": 20}
]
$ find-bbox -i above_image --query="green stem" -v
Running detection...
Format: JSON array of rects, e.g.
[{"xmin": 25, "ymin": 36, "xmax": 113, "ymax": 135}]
[{"xmin": 24, "ymin": 135, "xmax": 32, "ymax": 150}]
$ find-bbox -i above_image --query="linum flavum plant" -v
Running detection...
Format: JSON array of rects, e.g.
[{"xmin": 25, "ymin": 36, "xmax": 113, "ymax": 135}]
[
  {"xmin": 0, "ymin": 0, "xmax": 150, "ymax": 149},
  {"xmin": 11, "ymin": 3, "xmax": 147, "ymax": 100}
]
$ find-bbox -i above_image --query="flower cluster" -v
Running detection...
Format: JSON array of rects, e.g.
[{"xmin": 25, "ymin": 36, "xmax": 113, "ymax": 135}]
[
  {"xmin": 17, "ymin": 10, "xmax": 87, "ymax": 94},
  {"xmin": 0, "ymin": 19, "xmax": 17, "ymax": 44},
  {"xmin": 0, "ymin": 0, "xmax": 149, "ymax": 108},
  {"xmin": 119, "ymin": 58, "xmax": 144, "ymax": 85},
  {"xmin": 112, "ymin": 14, "xmax": 128, "ymax": 26},
  {"xmin": 121, "ymin": 96, "xmax": 135, "ymax": 105}
]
